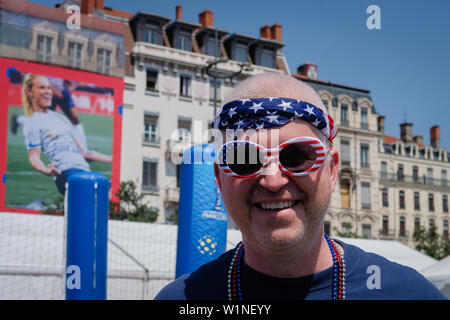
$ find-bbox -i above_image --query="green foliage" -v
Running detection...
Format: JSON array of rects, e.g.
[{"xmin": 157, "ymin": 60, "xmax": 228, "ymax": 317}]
[
  {"xmin": 109, "ymin": 180, "xmax": 159, "ymax": 223},
  {"xmin": 413, "ymin": 226, "xmax": 450, "ymax": 260}
]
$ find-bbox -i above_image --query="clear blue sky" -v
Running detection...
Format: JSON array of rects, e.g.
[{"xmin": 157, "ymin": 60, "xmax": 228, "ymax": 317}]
[{"xmin": 30, "ymin": 0, "xmax": 450, "ymax": 150}]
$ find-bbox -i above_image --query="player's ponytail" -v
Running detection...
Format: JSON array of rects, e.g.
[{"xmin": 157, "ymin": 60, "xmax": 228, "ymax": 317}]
[{"xmin": 22, "ymin": 73, "xmax": 38, "ymax": 117}]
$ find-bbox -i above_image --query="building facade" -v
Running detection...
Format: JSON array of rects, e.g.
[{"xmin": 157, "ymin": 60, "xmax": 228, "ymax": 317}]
[
  {"xmin": 3, "ymin": 0, "xmax": 448, "ymax": 246},
  {"xmin": 121, "ymin": 6, "xmax": 290, "ymax": 223}
]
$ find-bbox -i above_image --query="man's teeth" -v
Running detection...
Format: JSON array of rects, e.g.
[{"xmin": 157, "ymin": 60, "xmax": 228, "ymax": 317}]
[{"xmin": 259, "ymin": 201, "xmax": 296, "ymax": 210}]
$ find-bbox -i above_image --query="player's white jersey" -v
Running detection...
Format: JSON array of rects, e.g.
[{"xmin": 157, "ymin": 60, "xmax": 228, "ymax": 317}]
[{"xmin": 23, "ymin": 110, "xmax": 90, "ymax": 173}]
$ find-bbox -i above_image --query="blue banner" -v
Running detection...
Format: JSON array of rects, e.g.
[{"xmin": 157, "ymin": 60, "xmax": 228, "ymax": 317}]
[{"xmin": 175, "ymin": 144, "xmax": 228, "ymax": 278}]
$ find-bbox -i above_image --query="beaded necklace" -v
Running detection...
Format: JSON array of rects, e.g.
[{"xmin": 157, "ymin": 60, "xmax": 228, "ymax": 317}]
[{"xmin": 227, "ymin": 233, "xmax": 346, "ymax": 300}]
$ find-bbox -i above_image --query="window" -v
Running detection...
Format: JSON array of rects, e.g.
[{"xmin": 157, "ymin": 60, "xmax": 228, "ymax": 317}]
[
  {"xmin": 146, "ymin": 69, "xmax": 158, "ymax": 92},
  {"xmin": 176, "ymin": 164, "xmax": 181, "ymax": 188},
  {"xmin": 97, "ymin": 48, "xmax": 111, "ymax": 74},
  {"xmin": 382, "ymin": 215, "xmax": 389, "ymax": 235},
  {"xmin": 443, "ymin": 195, "xmax": 448, "ymax": 213},
  {"xmin": 414, "ymin": 217, "xmax": 421, "ymax": 233},
  {"xmin": 322, "ymin": 99, "xmax": 329, "ymax": 110},
  {"xmin": 341, "ymin": 104, "xmax": 349, "ymax": 126},
  {"xmin": 399, "ymin": 190, "xmax": 405, "ymax": 209},
  {"xmin": 442, "ymin": 170, "xmax": 448, "ymax": 187},
  {"xmin": 68, "ymin": 41, "xmax": 83, "ymax": 68},
  {"xmin": 142, "ymin": 160, "xmax": 158, "ymax": 190},
  {"xmin": 429, "ymin": 218, "xmax": 435, "ymax": 234},
  {"xmin": 37, "ymin": 34, "xmax": 52, "ymax": 62},
  {"xmin": 324, "ymin": 221, "xmax": 331, "ymax": 236},
  {"xmin": 380, "ymin": 161, "xmax": 387, "ymax": 179},
  {"xmin": 179, "ymin": 75, "xmax": 191, "ymax": 97},
  {"xmin": 426, "ymin": 168, "xmax": 434, "ymax": 186},
  {"xmin": 144, "ymin": 114, "xmax": 158, "ymax": 144},
  {"xmin": 206, "ymin": 36, "xmax": 220, "ymax": 56},
  {"xmin": 340, "ymin": 179, "xmax": 350, "ymax": 209},
  {"xmin": 399, "ymin": 217, "xmax": 406, "ymax": 237},
  {"xmin": 414, "ymin": 192, "xmax": 420, "ymax": 211},
  {"xmin": 260, "ymin": 48, "xmax": 274, "ymax": 68},
  {"xmin": 412, "ymin": 166, "xmax": 419, "ymax": 182},
  {"xmin": 144, "ymin": 23, "xmax": 159, "ymax": 44},
  {"xmin": 360, "ymin": 144, "xmax": 370, "ymax": 168},
  {"xmin": 397, "ymin": 164, "xmax": 404, "ymax": 181},
  {"xmin": 429, "ymin": 193, "xmax": 435, "ymax": 212},
  {"xmin": 177, "ymin": 119, "xmax": 191, "ymax": 142},
  {"xmin": 341, "ymin": 222, "xmax": 351, "ymax": 234},
  {"xmin": 362, "ymin": 224, "xmax": 372, "ymax": 239},
  {"xmin": 444, "ymin": 220, "xmax": 449, "ymax": 240},
  {"xmin": 382, "ymin": 188, "xmax": 389, "ymax": 207},
  {"xmin": 340, "ymin": 140, "xmax": 350, "ymax": 166},
  {"xmin": 361, "ymin": 182, "xmax": 371, "ymax": 209},
  {"xmin": 177, "ymin": 31, "xmax": 191, "ymax": 51},
  {"xmin": 209, "ymin": 80, "xmax": 221, "ymax": 102},
  {"xmin": 361, "ymin": 107, "xmax": 368, "ymax": 130},
  {"xmin": 234, "ymin": 41, "xmax": 248, "ymax": 62}
]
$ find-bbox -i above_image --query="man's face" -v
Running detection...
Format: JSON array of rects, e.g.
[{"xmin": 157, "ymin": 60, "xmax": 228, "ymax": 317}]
[{"xmin": 215, "ymin": 120, "xmax": 339, "ymax": 251}]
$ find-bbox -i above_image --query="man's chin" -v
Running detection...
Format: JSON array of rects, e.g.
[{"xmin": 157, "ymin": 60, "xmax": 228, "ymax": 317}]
[{"xmin": 253, "ymin": 226, "xmax": 305, "ymax": 250}]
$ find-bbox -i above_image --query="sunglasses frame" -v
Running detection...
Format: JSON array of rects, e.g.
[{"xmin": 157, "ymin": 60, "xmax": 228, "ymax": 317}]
[{"xmin": 218, "ymin": 136, "xmax": 329, "ymax": 179}]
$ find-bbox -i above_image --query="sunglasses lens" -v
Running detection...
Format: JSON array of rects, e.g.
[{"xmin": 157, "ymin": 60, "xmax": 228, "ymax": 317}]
[
  {"xmin": 279, "ymin": 142, "xmax": 317, "ymax": 172},
  {"xmin": 227, "ymin": 143, "xmax": 263, "ymax": 176}
]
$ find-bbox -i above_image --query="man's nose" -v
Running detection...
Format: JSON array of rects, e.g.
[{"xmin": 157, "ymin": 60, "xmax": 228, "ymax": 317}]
[{"xmin": 258, "ymin": 160, "xmax": 289, "ymax": 192}]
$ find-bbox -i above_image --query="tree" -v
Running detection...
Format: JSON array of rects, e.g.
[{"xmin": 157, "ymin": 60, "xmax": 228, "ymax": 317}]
[
  {"xmin": 109, "ymin": 180, "xmax": 159, "ymax": 223},
  {"xmin": 413, "ymin": 225, "xmax": 450, "ymax": 260}
]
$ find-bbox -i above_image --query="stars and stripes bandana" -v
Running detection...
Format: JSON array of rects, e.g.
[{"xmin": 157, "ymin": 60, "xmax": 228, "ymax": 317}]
[{"xmin": 213, "ymin": 97, "xmax": 338, "ymax": 143}]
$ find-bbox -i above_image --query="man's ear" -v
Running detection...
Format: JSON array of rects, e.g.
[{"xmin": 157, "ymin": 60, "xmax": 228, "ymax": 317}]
[{"xmin": 328, "ymin": 148, "xmax": 339, "ymax": 193}]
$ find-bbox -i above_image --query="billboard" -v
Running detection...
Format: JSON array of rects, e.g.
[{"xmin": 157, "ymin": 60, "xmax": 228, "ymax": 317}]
[{"xmin": 0, "ymin": 57, "xmax": 123, "ymax": 213}]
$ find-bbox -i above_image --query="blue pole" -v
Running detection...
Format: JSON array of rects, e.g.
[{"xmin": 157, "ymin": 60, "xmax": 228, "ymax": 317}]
[{"xmin": 65, "ymin": 172, "xmax": 110, "ymax": 300}]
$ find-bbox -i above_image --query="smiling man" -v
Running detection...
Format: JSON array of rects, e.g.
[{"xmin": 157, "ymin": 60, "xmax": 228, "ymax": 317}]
[{"xmin": 155, "ymin": 73, "xmax": 446, "ymax": 300}]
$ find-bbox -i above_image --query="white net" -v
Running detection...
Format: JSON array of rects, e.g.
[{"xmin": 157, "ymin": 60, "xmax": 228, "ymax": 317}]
[
  {"xmin": 0, "ymin": 212, "xmax": 65, "ymax": 299},
  {"xmin": 0, "ymin": 211, "xmax": 243, "ymax": 300},
  {"xmin": 0, "ymin": 211, "xmax": 178, "ymax": 300}
]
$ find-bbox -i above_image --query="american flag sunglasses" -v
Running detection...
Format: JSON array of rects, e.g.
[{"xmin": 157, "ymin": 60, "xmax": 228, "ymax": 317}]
[{"xmin": 217, "ymin": 136, "xmax": 329, "ymax": 178}]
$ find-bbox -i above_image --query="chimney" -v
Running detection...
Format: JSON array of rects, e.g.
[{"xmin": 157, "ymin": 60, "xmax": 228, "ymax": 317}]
[
  {"xmin": 199, "ymin": 9, "xmax": 214, "ymax": 27},
  {"xmin": 377, "ymin": 116, "xmax": 385, "ymax": 133},
  {"xmin": 400, "ymin": 122, "xmax": 413, "ymax": 144},
  {"xmin": 81, "ymin": 0, "xmax": 94, "ymax": 15},
  {"xmin": 176, "ymin": 4, "xmax": 182, "ymax": 20},
  {"xmin": 260, "ymin": 25, "xmax": 271, "ymax": 39},
  {"xmin": 270, "ymin": 23, "xmax": 282, "ymax": 42},
  {"xmin": 430, "ymin": 125, "xmax": 440, "ymax": 149},
  {"xmin": 413, "ymin": 135, "xmax": 424, "ymax": 146},
  {"xmin": 297, "ymin": 64, "xmax": 308, "ymax": 76},
  {"xmin": 94, "ymin": 0, "xmax": 104, "ymax": 10}
]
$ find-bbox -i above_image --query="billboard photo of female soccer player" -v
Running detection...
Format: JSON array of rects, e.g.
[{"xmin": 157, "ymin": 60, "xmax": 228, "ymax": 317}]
[{"xmin": 0, "ymin": 58, "xmax": 123, "ymax": 213}]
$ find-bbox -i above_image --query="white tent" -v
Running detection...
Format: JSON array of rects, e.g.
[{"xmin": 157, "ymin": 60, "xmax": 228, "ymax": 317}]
[
  {"xmin": 333, "ymin": 237, "xmax": 437, "ymax": 272},
  {"xmin": 0, "ymin": 212, "xmax": 442, "ymax": 299},
  {"xmin": 420, "ymin": 255, "xmax": 450, "ymax": 298}
]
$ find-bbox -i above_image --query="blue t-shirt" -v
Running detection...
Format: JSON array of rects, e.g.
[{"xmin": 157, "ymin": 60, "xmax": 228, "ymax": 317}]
[{"xmin": 155, "ymin": 240, "xmax": 446, "ymax": 300}]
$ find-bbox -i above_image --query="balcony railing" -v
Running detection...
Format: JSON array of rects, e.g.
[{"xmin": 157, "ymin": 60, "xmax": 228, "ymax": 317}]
[
  {"xmin": 143, "ymin": 134, "xmax": 161, "ymax": 146},
  {"xmin": 165, "ymin": 187, "xmax": 180, "ymax": 203},
  {"xmin": 379, "ymin": 173, "xmax": 449, "ymax": 188},
  {"xmin": 378, "ymin": 228, "xmax": 396, "ymax": 239}
]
